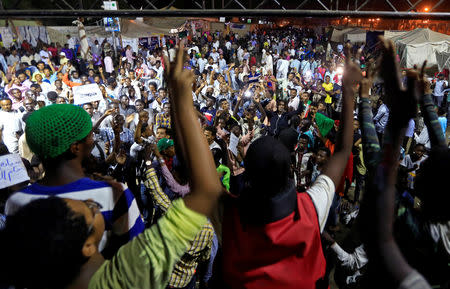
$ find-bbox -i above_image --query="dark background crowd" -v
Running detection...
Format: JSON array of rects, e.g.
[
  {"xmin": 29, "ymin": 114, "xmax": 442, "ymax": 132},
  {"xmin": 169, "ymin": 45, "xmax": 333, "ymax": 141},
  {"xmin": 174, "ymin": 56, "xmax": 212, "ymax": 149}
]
[{"xmin": 0, "ymin": 23, "xmax": 449, "ymax": 289}]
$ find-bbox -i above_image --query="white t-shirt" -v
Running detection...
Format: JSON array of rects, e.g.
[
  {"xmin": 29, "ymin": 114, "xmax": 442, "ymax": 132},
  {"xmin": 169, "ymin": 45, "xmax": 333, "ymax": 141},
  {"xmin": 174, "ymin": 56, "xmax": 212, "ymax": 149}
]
[
  {"xmin": 104, "ymin": 56, "xmax": 114, "ymax": 73},
  {"xmin": 168, "ymin": 48, "xmax": 176, "ymax": 62},
  {"xmin": 288, "ymin": 96, "xmax": 300, "ymax": 111},
  {"xmin": 306, "ymin": 174, "xmax": 335, "ymax": 232},
  {"xmin": 68, "ymin": 37, "xmax": 77, "ymax": 49},
  {"xmin": 276, "ymin": 59, "xmax": 289, "ymax": 80},
  {"xmin": 0, "ymin": 110, "xmax": 21, "ymax": 153},
  {"xmin": 39, "ymin": 82, "xmax": 53, "ymax": 97},
  {"xmin": 400, "ymin": 154, "xmax": 427, "ymax": 174},
  {"xmin": 39, "ymin": 50, "xmax": 50, "ymax": 61},
  {"xmin": 210, "ymin": 52, "xmax": 220, "ymax": 63}
]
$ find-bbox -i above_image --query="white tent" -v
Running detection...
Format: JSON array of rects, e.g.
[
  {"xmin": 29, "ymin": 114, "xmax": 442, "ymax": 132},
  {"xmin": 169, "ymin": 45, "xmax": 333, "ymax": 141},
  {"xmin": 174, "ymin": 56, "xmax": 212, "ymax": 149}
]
[
  {"xmin": 384, "ymin": 30, "xmax": 407, "ymax": 39},
  {"xmin": 390, "ymin": 28, "xmax": 450, "ymax": 68},
  {"xmin": 344, "ymin": 28, "xmax": 366, "ymax": 43},
  {"xmin": 435, "ymin": 51, "xmax": 450, "ymax": 72},
  {"xmin": 331, "ymin": 27, "xmax": 366, "ymax": 43}
]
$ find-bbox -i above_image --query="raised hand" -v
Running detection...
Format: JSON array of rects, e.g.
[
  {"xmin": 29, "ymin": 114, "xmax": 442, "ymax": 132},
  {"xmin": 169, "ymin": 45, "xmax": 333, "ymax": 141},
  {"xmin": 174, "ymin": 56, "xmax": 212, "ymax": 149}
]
[
  {"xmin": 359, "ymin": 60, "xmax": 376, "ymax": 98},
  {"xmin": 163, "ymin": 40, "xmax": 195, "ymax": 105},
  {"xmin": 343, "ymin": 45, "xmax": 363, "ymax": 93},
  {"xmin": 379, "ymin": 36, "xmax": 417, "ymax": 129},
  {"xmin": 378, "ymin": 37, "xmax": 402, "ymax": 102},
  {"xmin": 415, "ymin": 61, "xmax": 432, "ymax": 97},
  {"xmin": 104, "ymin": 108, "xmax": 114, "ymax": 116},
  {"xmin": 163, "ymin": 40, "xmax": 223, "ymax": 217}
]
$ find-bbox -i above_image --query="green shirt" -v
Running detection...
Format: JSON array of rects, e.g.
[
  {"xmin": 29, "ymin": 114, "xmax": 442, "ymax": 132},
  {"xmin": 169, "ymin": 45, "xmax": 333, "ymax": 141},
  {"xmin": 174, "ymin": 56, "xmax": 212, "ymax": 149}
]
[
  {"xmin": 217, "ymin": 164, "xmax": 231, "ymax": 191},
  {"xmin": 88, "ymin": 199, "xmax": 207, "ymax": 289}
]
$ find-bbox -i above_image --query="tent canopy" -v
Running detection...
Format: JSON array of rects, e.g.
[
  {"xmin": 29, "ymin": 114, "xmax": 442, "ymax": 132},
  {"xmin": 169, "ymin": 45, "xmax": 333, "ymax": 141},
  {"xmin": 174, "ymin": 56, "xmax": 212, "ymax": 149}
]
[
  {"xmin": 331, "ymin": 27, "xmax": 366, "ymax": 43},
  {"xmin": 121, "ymin": 18, "xmax": 186, "ymax": 38},
  {"xmin": 390, "ymin": 28, "xmax": 450, "ymax": 45},
  {"xmin": 436, "ymin": 51, "xmax": 450, "ymax": 71},
  {"xmin": 391, "ymin": 28, "xmax": 450, "ymax": 68}
]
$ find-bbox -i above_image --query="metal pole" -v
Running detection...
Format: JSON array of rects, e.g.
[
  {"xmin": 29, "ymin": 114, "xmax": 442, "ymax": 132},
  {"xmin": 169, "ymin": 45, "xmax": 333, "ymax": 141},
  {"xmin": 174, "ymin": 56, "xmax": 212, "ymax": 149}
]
[
  {"xmin": 385, "ymin": 0, "xmax": 397, "ymax": 12},
  {"xmin": 356, "ymin": 0, "xmax": 369, "ymax": 11},
  {"xmin": 296, "ymin": 0, "xmax": 310, "ymax": 9},
  {"xmin": 255, "ymin": 0, "xmax": 268, "ymax": 9},
  {"xmin": 407, "ymin": 0, "xmax": 423, "ymax": 12},
  {"xmin": 0, "ymin": 9, "xmax": 449, "ymax": 19},
  {"xmin": 430, "ymin": 0, "xmax": 445, "ymax": 12},
  {"xmin": 144, "ymin": 0, "xmax": 158, "ymax": 9},
  {"xmin": 315, "ymin": 0, "xmax": 330, "ymax": 11},
  {"xmin": 61, "ymin": 0, "xmax": 75, "ymax": 10},
  {"xmin": 88, "ymin": 0, "xmax": 101, "ymax": 9},
  {"xmin": 272, "ymin": 0, "xmax": 286, "ymax": 10},
  {"xmin": 233, "ymin": 0, "xmax": 247, "ymax": 9}
]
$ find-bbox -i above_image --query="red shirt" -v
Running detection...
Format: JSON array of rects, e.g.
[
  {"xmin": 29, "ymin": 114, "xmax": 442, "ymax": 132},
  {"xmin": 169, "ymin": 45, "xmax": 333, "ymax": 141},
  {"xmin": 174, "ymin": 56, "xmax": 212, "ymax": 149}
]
[
  {"xmin": 318, "ymin": 66, "xmax": 326, "ymax": 79},
  {"xmin": 21, "ymin": 42, "xmax": 31, "ymax": 52},
  {"xmin": 48, "ymin": 46, "xmax": 57, "ymax": 58},
  {"xmin": 223, "ymin": 192, "xmax": 326, "ymax": 289}
]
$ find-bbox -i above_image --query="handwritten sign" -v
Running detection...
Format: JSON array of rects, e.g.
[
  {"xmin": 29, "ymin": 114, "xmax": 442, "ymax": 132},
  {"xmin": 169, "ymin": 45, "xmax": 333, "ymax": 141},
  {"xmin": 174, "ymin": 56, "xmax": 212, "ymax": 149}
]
[
  {"xmin": 72, "ymin": 84, "xmax": 103, "ymax": 105},
  {"xmin": 0, "ymin": 154, "xmax": 30, "ymax": 189},
  {"xmin": 228, "ymin": 132, "xmax": 239, "ymax": 157}
]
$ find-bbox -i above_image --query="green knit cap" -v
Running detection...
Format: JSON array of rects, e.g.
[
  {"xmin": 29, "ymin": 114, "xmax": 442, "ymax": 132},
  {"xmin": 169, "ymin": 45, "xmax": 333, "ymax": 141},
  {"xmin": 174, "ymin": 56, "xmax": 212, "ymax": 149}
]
[{"xmin": 26, "ymin": 104, "xmax": 92, "ymax": 159}]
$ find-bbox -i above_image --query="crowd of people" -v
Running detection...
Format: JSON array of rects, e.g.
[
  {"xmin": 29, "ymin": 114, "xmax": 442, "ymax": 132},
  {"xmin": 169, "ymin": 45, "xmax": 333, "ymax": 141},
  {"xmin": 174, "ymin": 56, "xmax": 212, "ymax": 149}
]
[{"xmin": 0, "ymin": 25, "xmax": 449, "ymax": 289}]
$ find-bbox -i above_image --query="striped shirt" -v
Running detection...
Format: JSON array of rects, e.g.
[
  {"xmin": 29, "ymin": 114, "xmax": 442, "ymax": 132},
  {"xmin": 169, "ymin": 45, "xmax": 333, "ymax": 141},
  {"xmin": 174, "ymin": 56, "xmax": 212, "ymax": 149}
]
[{"xmin": 5, "ymin": 178, "xmax": 145, "ymax": 253}]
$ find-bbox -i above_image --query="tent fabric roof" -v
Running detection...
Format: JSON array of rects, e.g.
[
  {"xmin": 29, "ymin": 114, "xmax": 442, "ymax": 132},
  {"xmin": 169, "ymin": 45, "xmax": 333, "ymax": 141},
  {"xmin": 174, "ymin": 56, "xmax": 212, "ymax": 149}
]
[
  {"xmin": 120, "ymin": 19, "xmax": 185, "ymax": 37},
  {"xmin": 331, "ymin": 27, "xmax": 366, "ymax": 43},
  {"xmin": 436, "ymin": 51, "xmax": 450, "ymax": 71},
  {"xmin": 390, "ymin": 28, "xmax": 450, "ymax": 45}
]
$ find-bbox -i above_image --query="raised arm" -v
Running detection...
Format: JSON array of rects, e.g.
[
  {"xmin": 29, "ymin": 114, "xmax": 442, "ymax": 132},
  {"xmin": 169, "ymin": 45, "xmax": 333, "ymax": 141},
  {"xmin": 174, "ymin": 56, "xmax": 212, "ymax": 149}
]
[
  {"xmin": 93, "ymin": 109, "xmax": 113, "ymax": 132},
  {"xmin": 321, "ymin": 46, "xmax": 360, "ymax": 187},
  {"xmin": 358, "ymin": 61, "xmax": 382, "ymax": 171},
  {"xmin": 233, "ymin": 94, "xmax": 244, "ymax": 120},
  {"xmin": 194, "ymin": 80, "xmax": 206, "ymax": 96},
  {"xmin": 164, "ymin": 41, "xmax": 223, "ymax": 217},
  {"xmin": 361, "ymin": 37, "xmax": 427, "ymax": 288},
  {"xmin": 47, "ymin": 59, "xmax": 56, "ymax": 73},
  {"xmin": 253, "ymin": 96, "xmax": 267, "ymax": 121},
  {"xmin": 98, "ymin": 66, "xmax": 107, "ymax": 83}
]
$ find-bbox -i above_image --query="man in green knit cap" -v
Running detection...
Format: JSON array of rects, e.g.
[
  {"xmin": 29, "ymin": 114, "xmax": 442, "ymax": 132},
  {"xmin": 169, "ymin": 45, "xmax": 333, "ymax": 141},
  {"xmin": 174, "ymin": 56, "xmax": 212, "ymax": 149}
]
[{"xmin": 5, "ymin": 104, "xmax": 144, "ymax": 256}]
